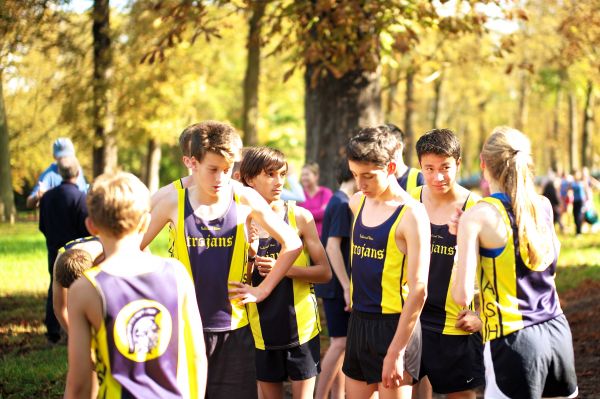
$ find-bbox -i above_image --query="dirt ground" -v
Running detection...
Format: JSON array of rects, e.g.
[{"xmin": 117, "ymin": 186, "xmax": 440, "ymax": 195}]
[{"xmin": 561, "ymin": 279, "xmax": 600, "ymax": 398}]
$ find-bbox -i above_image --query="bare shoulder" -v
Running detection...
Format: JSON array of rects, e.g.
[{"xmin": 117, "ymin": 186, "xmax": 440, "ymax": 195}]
[
  {"xmin": 151, "ymin": 182, "xmax": 175, "ymax": 208},
  {"xmin": 401, "ymin": 197, "xmax": 428, "ymax": 222},
  {"xmin": 462, "ymin": 200, "xmax": 500, "ymax": 226},
  {"xmin": 293, "ymin": 204, "xmax": 314, "ymax": 223},
  {"xmin": 236, "ymin": 185, "xmax": 269, "ymax": 210},
  {"xmin": 348, "ymin": 192, "xmax": 363, "ymax": 214},
  {"xmin": 69, "ymin": 273, "xmax": 97, "ymax": 305}
]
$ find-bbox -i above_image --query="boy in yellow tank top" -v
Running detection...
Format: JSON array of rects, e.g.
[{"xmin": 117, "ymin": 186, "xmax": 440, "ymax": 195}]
[
  {"xmin": 343, "ymin": 125, "xmax": 431, "ymax": 399},
  {"xmin": 141, "ymin": 121, "xmax": 303, "ymax": 399},
  {"xmin": 240, "ymin": 146, "xmax": 331, "ymax": 399},
  {"xmin": 66, "ymin": 172, "xmax": 207, "ymax": 398},
  {"xmin": 410, "ymin": 129, "xmax": 484, "ymax": 399}
]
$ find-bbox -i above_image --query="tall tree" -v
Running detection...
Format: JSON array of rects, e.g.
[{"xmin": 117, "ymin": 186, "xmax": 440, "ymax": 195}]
[
  {"xmin": 242, "ymin": 0, "xmax": 266, "ymax": 146},
  {"xmin": 581, "ymin": 80, "xmax": 594, "ymax": 168},
  {"xmin": 0, "ymin": 0, "xmax": 65, "ymax": 222},
  {"xmin": 568, "ymin": 91, "xmax": 578, "ymax": 172},
  {"xmin": 0, "ymin": 74, "xmax": 14, "ymax": 223},
  {"xmin": 92, "ymin": 0, "xmax": 116, "ymax": 176}
]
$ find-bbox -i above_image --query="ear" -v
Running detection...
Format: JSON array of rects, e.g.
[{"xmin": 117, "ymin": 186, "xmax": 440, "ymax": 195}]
[
  {"xmin": 479, "ymin": 154, "xmax": 485, "ymax": 171},
  {"xmin": 387, "ymin": 161, "xmax": 397, "ymax": 176},
  {"xmin": 85, "ymin": 217, "xmax": 100, "ymax": 236},
  {"xmin": 456, "ymin": 157, "xmax": 462, "ymax": 168},
  {"xmin": 182, "ymin": 156, "xmax": 193, "ymax": 169},
  {"xmin": 137, "ymin": 212, "xmax": 151, "ymax": 235}
]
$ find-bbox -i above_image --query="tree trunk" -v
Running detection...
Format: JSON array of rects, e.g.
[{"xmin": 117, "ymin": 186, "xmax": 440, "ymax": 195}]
[
  {"xmin": 0, "ymin": 72, "xmax": 16, "ymax": 224},
  {"xmin": 145, "ymin": 138, "xmax": 161, "ymax": 194},
  {"xmin": 385, "ymin": 67, "xmax": 399, "ymax": 120},
  {"xmin": 404, "ymin": 68, "xmax": 416, "ymax": 167},
  {"xmin": 305, "ymin": 66, "xmax": 382, "ymax": 188},
  {"xmin": 92, "ymin": 0, "xmax": 116, "ymax": 177},
  {"xmin": 550, "ymin": 85, "xmax": 562, "ymax": 173},
  {"xmin": 242, "ymin": 0, "xmax": 266, "ymax": 146},
  {"xmin": 568, "ymin": 91, "xmax": 578, "ymax": 173},
  {"xmin": 431, "ymin": 71, "xmax": 443, "ymax": 129},
  {"xmin": 581, "ymin": 80, "xmax": 594, "ymax": 168},
  {"xmin": 515, "ymin": 71, "xmax": 528, "ymax": 131}
]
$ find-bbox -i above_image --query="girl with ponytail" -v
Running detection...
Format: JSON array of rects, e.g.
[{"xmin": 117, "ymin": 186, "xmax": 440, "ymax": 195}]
[{"xmin": 451, "ymin": 127, "xmax": 578, "ymax": 399}]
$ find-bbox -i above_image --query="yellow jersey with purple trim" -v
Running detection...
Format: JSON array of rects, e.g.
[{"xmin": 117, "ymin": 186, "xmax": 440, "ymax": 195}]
[
  {"xmin": 350, "ymin": 196, "xmax": 410, "ymax": 314},
  {"xmin": 84, "ymin": 257, "xmax": 201, "ymax": 398},
  {"xmin": 411, "ymin": 186, "xmax": 480, "ymax": 335},
  {"xmin": 247, "ymin": 201, "xmax": 320, "ymax": 350},
  {"xmin": 478, "ymin": 193, "xmax": 562, "ymax": 342},
  {"xmin": 173, "ymin": 188, "xmax": 249, "ymax": 332}
]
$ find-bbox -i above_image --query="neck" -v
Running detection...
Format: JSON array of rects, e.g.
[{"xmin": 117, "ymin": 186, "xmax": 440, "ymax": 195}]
[
  {"xmin": 395, "ymin": 163, "xmax": 408, "ymax": 178},
  {"xmin": 426, "ymin": 183, "xmax": 461, "ymax": 205},
  {"xmin": 375, "ymin": 175, "xmax": 403, "ymax": 202},
  {"xmin": 100, "ymin": 233, "xmax": 143, "ymax": 259},
  {"xmin": 339, "ymin": 181, "xmax": 354, "ymax": 197},
  {"xmin": 305, "ymin": 184, "xmax": 318, "ymax": 196},
  {"xmin": 488, "ymin": 180, "xmax": 503, "ymax": 195}
]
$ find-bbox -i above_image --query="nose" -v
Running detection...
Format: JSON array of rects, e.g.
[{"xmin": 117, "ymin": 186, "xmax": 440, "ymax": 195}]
[{"xmin": 436, "ymin": 172, "xmax": 444, "ymax": 181}]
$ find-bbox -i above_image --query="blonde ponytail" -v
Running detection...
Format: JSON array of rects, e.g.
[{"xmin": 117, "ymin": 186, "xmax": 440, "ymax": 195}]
[{"xmin": 482, "ymin": 127, "xmax": 553, "ymax": 270}]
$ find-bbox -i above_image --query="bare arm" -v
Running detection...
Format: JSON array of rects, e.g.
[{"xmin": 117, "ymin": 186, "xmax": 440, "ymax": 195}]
[
  {"xmin": 452, "ymin": 207, "xmax": 484, "ymax": 307},
  {"xmin": 52, "ymin": 260, "xmax": 69, "ymax": 332},
  {"xmin": 230, "ymin": 188, "xmax": 302, "ymax": 303},
  {"xmin": 150, "ymin": 182, "xmax": 174, "ymax": 210},
  {"xmin": 285, "ymin": 207, "xmax": 331, "ymax": 283},
  {"xmin": 141, "ymin": 190, "xmax": 177, "ymax": 250},
  {"xmin": 326, "ymin": 237, "xmax": 351, "ymax": 310},
  {"xmin": 382, "ymin": 203, "xmax": 430, "ymax": 388},
  {"xmin": 65, "ymin": 278, "xmax": 99, "ymax": 398}
]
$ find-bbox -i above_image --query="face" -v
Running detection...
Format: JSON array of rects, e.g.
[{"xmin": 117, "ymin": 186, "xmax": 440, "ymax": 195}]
[
  {"xmin": 348, "ymin": 160, "xmax": 394, "ymax": 198},
  {"xmin": 247, "ymin": 165, "xmax": 287, "ymax": 203},
  {"xmin": 420, "ymin": 153, "xmax": 460, "ymax": 194},
  {"xmin": 301, "ymin": 168, "xmax": 318, "ymax": 188},
  {"xmin": 192, "ymin": 152, "xmax": 233, "ymax": 196}
]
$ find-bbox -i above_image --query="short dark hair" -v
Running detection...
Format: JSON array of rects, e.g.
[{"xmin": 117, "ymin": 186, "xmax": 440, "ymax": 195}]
[
  {"xmin": 346, "ymin": 125, "xmax": 399, "ymax": 167},
  {"xmin": 240, "ymin": 147, "xmax": 287, "ymax": 186},
  {"xmin": 416, "ymin": 128, "xmax": 461, "ymax": 162},
  {"xmin": 55, "ymin": 248, "xmax": 93, "ymax": 288},
  {"xmin": 386, "ymin": 123, "xmax": 404, "ymax": 144},
  {"xmin": 337, "ymin": 159, "xmax": 354, "ymax": 184},
  {"xmin": 57, "ymin": 156, "xmax": 80, "ymax": 180},
  {"xmin": 187, "ymin": 121, "xmax": 240, "ymax": 163}
]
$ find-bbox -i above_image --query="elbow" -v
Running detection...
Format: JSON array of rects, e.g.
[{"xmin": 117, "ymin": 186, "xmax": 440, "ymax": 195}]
[
  {"xmin": 318, "ymin": 265, "xmax": 332, "ymax": 284},
  {"xmin": 452, "ymin": 288, "xmax": 471, "ymax": 308}
]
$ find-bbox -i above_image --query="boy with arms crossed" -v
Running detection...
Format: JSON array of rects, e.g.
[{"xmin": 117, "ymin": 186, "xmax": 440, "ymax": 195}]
[
  {"xmin": 410, "ymin": 129, "xmax": 484, "ymax": 399},
  {"xmin": 240, "ymin": 146, "xmax": 331, "ymax": 399},
  {"xmin": 142, "ymin": 121, "xmax": 303, "ymax": 399},
  {"xmin": 66, "ymin": 172, "xmax": 207, "ymax": 398},
  {"xmin": 343, "ymin": 126, "xmax": 430, "ymax": 399}
]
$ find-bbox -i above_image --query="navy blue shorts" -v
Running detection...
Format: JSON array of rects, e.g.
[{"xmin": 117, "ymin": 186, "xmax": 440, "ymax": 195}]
[{"xmin": 322, "ymin": 296, "xmax": 350, "ymax": 337}]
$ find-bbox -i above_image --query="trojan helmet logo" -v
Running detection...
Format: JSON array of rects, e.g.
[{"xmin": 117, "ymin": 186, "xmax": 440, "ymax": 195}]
[{"xmin": 113, "ymin": 300, "xmax": 172, "ymax": 362}]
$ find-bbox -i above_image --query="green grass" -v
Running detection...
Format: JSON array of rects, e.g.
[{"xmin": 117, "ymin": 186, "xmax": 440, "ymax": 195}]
[
  {"xmin": 0, "ymin": 221, "xmax": 598, "ymax": 398},
  {"xmin": 0, "ymin": 221, "xmax": 169, "ymax": 398}
]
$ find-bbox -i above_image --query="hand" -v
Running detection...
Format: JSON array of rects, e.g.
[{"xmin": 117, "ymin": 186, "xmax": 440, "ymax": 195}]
[
  {"xmin": 381, "ymin": 349, "xmax": 406, "ymax": 389},
  {"xmin": 448, "ymin": 207, "xmax": 464, "ymax": 236},
  {"xmin": 228, "ymin": 281, "xmax": 268, "ymax": 304},
  {"xmin": 455, "ymin": 309, "xmax": 482, "ymax": 333},
  {"xmin": 255, "ymin": 256, "xmax": 276, "ymax": 277},
  {"xmin": 343, "ymin": 287, "xmax": 351, "ymax": 312}
]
